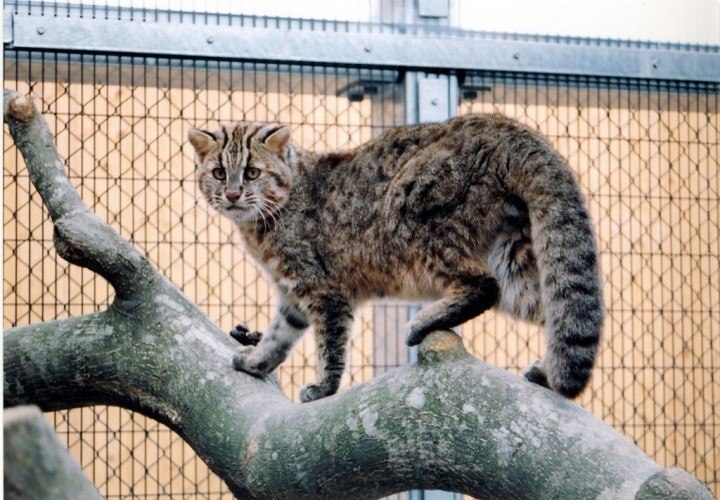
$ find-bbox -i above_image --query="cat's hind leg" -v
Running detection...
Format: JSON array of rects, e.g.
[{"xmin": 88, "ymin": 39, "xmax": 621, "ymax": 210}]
[
  {"xmin": 405, "ymin": 275, "xmax": 499, "ymax": 346},
  {"xmin": 232, "ymin": 301, "xmax": 309, "ymax": 376}
]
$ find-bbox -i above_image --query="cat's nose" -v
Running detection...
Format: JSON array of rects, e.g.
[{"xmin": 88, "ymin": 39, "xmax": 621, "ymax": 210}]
[{"xmin": 225, "ymin": 190, "xmax": 242, "ymax": 203}]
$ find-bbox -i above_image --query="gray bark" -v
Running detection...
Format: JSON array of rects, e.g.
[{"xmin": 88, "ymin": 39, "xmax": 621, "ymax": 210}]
[
  {"xmin": 3, "ymin": 89, "xmax": 713, "ymax": 500},
  {"xmin": 4, "ymin": 405, "xmax": 102, "ymax": 499}
]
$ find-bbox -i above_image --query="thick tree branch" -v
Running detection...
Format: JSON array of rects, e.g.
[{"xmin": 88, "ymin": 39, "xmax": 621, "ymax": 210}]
[
  {"xmin": 4, "ymin": 405, "xmax": 102, "ymax": 499},
  {"xmin": 3, "ymin": 89, "xmax": 713, "ymax": 499},
  {"xmin": 5, "ymin": 322, "xmax": 712, "ymax": 499}
]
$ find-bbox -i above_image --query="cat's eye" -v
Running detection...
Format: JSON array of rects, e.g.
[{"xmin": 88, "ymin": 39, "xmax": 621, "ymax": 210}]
[
  {"xmin": 245, "ymin": 166, "xmax": 260, "ymax": 180},
  {"xmin": 212, "ymin": 167, "xmax": 226, "ymax": 181}
]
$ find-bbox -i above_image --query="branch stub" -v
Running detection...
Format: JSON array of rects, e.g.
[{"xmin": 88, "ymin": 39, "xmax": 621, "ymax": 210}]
[
  {"xmin": 417, "ymin": 330, "xmax": 468, "ymax": 364},
  {"xmin": 4, "ymin": 91, "xmax": 37, "ymax": 122}
]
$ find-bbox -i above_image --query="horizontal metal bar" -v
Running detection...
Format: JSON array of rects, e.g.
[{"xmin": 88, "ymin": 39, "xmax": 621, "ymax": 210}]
[{"xmin": 8, "ymin": 14, "xmax": 720, "ymax": 83}]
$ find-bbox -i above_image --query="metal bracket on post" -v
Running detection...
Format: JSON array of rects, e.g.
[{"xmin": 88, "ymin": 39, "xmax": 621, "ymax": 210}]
[{"xmin": 417, "ymin": 75, "xmax": 458, "ymax": 123}]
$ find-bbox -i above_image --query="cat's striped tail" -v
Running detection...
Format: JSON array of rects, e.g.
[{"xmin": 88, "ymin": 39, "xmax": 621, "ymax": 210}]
[{"xmin": 514, "ymin": 150, "xmax": 604, "ymax": 398}]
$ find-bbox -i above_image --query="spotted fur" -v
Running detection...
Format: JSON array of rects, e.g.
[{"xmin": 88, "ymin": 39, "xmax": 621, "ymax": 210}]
[{"xmin": 188, "ymin": 115, "xmax": 604, "ymax": 402}]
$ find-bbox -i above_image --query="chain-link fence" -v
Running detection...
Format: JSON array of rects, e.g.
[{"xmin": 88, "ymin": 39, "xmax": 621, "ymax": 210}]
[{"xmin": 4, "ymin": 2, "xmax": 719, "ymax": 498}]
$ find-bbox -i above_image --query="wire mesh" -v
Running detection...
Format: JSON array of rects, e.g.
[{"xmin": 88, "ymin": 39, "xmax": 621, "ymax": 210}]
[{"xmin": 3, "ymin": 2, "xmax": 719, "ymax": 498}]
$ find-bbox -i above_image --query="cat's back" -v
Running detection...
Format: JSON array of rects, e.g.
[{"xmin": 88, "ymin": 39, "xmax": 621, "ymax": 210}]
[
  {"xmin": 300, "ymin": 113, "xmax": 539, "ymax": 189},
  {"xmin": 285, "ymin": 113, "xmax": 543, "ymax": 236},
  {"xmin": 363, "ymin": 112, "xmax": 540, "ymax": 157}
]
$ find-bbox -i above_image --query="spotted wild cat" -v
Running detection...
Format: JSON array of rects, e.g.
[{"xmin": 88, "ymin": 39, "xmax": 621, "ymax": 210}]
[{"xmin": 188, "ymin": 114, "xmax": 603, "ymax": 402}]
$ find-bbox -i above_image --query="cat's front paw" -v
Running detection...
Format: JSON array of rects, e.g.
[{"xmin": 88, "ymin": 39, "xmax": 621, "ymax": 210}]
[
  {"xmin": 232, "ymin": 346, "xmax": 271, "ymax": 376},
  {"xmin": 523, "ymin": 360, "xmax": 550, "ymax": 389},
  {"xmin": 299, "ymin": 383, "xmax": 334, "ymax": 403},
  {"xmin": 230, "ymin": 323, "xmax": 263, "ymax": 346}
]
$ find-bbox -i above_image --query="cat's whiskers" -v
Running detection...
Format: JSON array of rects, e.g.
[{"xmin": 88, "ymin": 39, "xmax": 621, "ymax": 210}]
[
  {"xmin": 258, "ymin": 205, "xmax": 272, "ymax": 233},
  {"xmin": 246, "ymin": 195, "xmax": 271, "ymax": 232},
  {"xmin": 249, "ymin": 203, "xmax": 261, "ymax": 227},
  {"xmin": 254, "ymin": 199, "xmax": 276, "ymax": 225},
  {"xmin": 262, "ymin": 198, "xmax": 290, "ymax": 218},
  {"xmin": 238, "ymin": 194, "xmax": 260, "ymax": 227},
  {"xmin": 193, "ymin": 194, "xmax": 219, "ymax": 217},
  {"xmin": 251, "ymin": 196, "xmax": 288, "ymax": 228},
  {"xmin": 253, "ymin": 198, "xmax": 285, "ymax": 230},
  {"xmin": 256, "ymin": 202, "xmax": 277, "ymax": 231}
]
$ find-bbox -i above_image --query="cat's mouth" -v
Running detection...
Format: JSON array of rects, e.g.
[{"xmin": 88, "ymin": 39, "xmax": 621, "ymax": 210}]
[
  {"xmin": 219, "ymin": 202, "xmax": 268, "ymax": 224},
  {"xmin": 222, "ymin": 201, "xmax": 250, "ymax": 212},
  {"xmin": 221, "ymin": 203, "xmax": 255, "ymax": 221}
]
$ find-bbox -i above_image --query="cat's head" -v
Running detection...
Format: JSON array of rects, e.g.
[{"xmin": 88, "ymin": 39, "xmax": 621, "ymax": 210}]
[{"xmin": 188, "ymin": 122, "xmax": 296, "ymax": 225}]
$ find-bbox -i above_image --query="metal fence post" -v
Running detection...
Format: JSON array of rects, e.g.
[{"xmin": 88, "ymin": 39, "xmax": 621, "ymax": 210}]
[{"xmin": 387, "ymin": 2, "xmax": 461, "ymax": 499}]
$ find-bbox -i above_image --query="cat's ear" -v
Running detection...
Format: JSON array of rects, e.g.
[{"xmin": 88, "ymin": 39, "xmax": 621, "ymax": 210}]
[
  {"xmin": 263, "ymin": 126, "xmax": 291, "ymax": 154},
  {"xmin": 188, "ymin": 128, "xmax": 217, "ymax": 157}
]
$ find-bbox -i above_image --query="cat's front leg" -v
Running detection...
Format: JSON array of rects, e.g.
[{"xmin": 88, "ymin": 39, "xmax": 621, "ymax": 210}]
[
  {"xmin": 230, "ymin": 323, "xmax": 263, "ymax": 346},
  {"xmin": 232, "ymin": 301, "xmax": 309, "ymax": 376},
  {"xmin": 299, "ymin": 293, "xmax": 353, "ymax": 403}
]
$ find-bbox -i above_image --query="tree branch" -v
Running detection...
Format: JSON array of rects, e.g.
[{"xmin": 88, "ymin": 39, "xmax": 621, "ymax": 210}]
[
  {"xmin": 4, "ymin": 405, "xmax": 102, "ymax": 499},
  {"xmin": 3, "ymin": 89, "xmax": 713, "ymax": 499}
]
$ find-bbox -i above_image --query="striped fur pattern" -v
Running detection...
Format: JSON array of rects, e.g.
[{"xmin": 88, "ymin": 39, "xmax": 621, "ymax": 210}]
[{"xmin": 188, "ymin": 114, "xmax": 604, "ymax": 402}]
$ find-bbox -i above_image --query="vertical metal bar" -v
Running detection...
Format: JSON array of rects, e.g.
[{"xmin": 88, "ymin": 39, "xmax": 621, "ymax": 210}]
[
  {"xmin": 711, "ymin": 84, "xmax": 719, "ymax": 496},
  {"xmin": 404, "ymin": 70, "xmax": 418, "ymax": 125}
]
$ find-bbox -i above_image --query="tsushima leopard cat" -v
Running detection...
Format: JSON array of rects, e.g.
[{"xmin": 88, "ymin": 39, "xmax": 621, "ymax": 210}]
[{"xmin": 188, "ymin": 114, "xmax": 604, "ymax": 403}]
